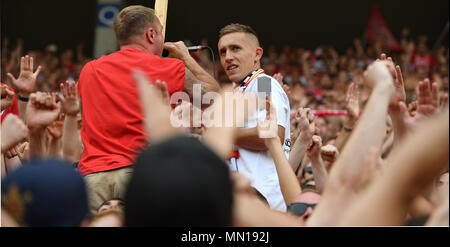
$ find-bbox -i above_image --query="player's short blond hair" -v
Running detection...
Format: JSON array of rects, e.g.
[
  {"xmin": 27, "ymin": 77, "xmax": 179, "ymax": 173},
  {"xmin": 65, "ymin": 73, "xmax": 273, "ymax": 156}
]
[
  {"xmin": 219, "ymin": 23, "xmax": 260, "ymax": 46},
  {"xmin": 114, "ymin": 5, "xmax": 158, "ymax": 45}
]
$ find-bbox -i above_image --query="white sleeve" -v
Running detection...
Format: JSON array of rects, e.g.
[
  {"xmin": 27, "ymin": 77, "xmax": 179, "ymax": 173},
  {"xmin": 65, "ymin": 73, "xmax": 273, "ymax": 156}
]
[{"xmin": 270, "ymin": 81, "xmax": 289, "ymax": 130}]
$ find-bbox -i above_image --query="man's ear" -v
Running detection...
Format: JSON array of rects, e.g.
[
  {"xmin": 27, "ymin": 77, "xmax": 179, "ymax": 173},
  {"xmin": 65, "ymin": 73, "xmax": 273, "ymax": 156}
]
[
  {"xmin": 255, "ymin": 47, "xmax": 264, "ymax": 64},
  {"xmin": 145, "ymin": 27, "xmax": 156, "ymax": 44}
]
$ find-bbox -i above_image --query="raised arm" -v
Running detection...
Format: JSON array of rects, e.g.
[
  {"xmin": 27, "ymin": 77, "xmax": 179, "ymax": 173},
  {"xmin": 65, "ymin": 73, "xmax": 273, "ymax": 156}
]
[
  {"xmin": 58, "ymin": 81, "xmax": 82, "ymax": 163},
  {"xmin": 340, "ymin": 108, "xmax": 449, "ymax": 226},
  {"xmin": 25, "ymin": 92, "xmax": 61, "ymax": 159},
  {"xmin": 256, "ymin": 98, "xmax": 301, "ymax": 205},
  {"xmin": 7, "ymin": 55, "xmax": 42, "ymax": 122},
  {"xmin": 1, "ymin": 84, "xmax": 15, "ymax": 111},
  {"xmin": 308, "ymin": 60, "xmax": 396, "ymax": 226},
  {"xmin": 306, "ymin": 135, "xmax": 328, "ymax": 194},
  {"xmin": 164, "ymin": 41, "xmax": 221, "ymax": 96},
  {"xmin": 1, "ymin": 114, "xmax": 29, "ymax": 152},
  {"xmin": 334, "ymin": 82, "xmax": 360, "ymax": 152},
  {"xmin": 202, "ymin": 87, "xmax": 257, "ymax": 159},
  {"xmin": 46, "ymin": 115, "xmax": 63, "ymax": 158},
  {"xmin": 288, "ymin": 108, "xmax": 315, "ymax": 172}
]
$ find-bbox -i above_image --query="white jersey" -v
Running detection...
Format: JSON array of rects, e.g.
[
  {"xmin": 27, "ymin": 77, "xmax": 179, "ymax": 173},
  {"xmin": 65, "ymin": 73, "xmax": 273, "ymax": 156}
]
[{"xmin": 229, "ymin": 69, "xmax": 291, "ymax": 212}]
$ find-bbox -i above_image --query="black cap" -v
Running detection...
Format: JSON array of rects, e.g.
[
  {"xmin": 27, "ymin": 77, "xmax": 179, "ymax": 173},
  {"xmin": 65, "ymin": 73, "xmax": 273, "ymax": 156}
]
[{"xmin": 125, "ymin": 135, "xmax": 233, "ymax": 226}]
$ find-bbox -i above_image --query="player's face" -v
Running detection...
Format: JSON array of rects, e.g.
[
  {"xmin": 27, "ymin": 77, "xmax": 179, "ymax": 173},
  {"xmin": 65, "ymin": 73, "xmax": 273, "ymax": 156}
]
[{"xmin": 218, "ymin": 32, "xmax": 260, "ymax": 83}]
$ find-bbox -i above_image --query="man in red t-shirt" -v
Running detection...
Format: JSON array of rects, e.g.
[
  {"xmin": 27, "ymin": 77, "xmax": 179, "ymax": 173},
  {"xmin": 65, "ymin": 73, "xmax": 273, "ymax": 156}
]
[{"xmin": 78, "ymin": 5, "xmax": 220, "ymax": 214}]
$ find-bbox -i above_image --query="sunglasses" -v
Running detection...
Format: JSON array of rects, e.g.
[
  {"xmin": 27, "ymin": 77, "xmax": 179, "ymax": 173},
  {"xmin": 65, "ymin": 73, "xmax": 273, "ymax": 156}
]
[
  {"xmin": 302, "ymin": 166, "xmax": 313, "ymax": 177},
  {"xmin": 287, "ymin": 203, "xmax": 316, "ymax": 216}
]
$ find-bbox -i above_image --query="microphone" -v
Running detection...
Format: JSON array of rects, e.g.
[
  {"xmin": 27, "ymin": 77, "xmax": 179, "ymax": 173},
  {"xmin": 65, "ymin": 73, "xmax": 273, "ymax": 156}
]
[{"xmin": 187, "ymin": 45, "xmax": 207, "ymax": 52}]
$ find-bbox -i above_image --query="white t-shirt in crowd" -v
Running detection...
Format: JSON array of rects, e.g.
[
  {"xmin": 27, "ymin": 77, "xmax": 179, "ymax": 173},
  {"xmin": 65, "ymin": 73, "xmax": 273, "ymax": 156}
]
[{"xmin": 229, "ymin": 69, "xmax": 291, "ymax": 212}]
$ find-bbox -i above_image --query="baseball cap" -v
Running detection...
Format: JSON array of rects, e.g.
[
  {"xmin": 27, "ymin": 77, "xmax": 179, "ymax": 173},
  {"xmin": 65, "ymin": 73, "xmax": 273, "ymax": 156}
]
[
  {"xmin": 1, "ymin": 159, "xmax": 88, "ymax": 227},
  {"xmin": 125, "ymin": 135, "xmax": 233, "ymax": 227}
]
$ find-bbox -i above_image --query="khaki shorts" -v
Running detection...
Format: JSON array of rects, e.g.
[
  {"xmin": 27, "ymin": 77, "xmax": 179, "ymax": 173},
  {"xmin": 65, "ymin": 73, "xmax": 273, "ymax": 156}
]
[{"xmin": 84, "ymin": 167, "xmax": 134, "ymax": 216}]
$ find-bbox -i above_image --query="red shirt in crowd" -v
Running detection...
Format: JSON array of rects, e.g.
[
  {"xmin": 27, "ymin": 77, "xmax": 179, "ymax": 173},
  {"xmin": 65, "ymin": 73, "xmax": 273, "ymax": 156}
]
[
  {"xmin": 77, "ymin": 48, "xmax": 185, "ymax": 176},
  {"xmin": 411, "ymin": 51, "xmax": 436, "ymax": 77},
  {"xmin": 1, "ymin": 83, "xmax": 20, "ymax": 122}
]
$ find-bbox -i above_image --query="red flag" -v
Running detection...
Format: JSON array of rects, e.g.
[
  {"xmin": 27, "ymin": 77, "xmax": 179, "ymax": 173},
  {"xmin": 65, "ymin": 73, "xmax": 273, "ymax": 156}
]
[{"xmin": 366, "ymin": 6, "xmax": 402, "ymax": 51}]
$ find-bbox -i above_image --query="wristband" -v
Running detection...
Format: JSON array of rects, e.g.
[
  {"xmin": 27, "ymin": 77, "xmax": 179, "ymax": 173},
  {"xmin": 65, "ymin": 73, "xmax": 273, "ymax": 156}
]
[{"xmin": 18, "ymin": 95, "xmax": 29, "ymax": 102}]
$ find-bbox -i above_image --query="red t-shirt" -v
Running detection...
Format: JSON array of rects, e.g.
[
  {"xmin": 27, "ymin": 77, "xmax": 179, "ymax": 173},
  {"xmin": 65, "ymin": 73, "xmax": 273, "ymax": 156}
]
[
  {"xmin": 1, "ymin": 83, "xmax": 20, "ymax": 122},
  {"xmin": 411, "ymin": 51, "xmax": 436, "ymax": 77},
  {"xmin": 77, "ymin": 48, "xmax": 185, "ymax": 176}
]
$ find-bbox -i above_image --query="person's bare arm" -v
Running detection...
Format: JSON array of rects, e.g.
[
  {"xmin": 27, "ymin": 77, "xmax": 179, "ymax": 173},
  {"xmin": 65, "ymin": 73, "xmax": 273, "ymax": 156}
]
[
  {"xmin": 7, "ymin": 55, "xmax": 42, "ymax": 122},
  {"xmin": 233, "ymin": 193, "xmax": 302, "ymax": 227},
  {"xmin": 320, "ymin": 144, "xmax": 339, "ymax": 172},
  {"xmin": 334, "ymin": 82, "xmax": 360, "ymax": 152},
  {"xmin": 1, "ymin": 114, "xmax": 29, "ymax": 152},
  {"xmin": 1, "ymin": 85, "xmax": 15, "ymax": 111},
  {"xmin": 26, "ymin": 92, "xmax": 61, "ymax": 159},
  {"xmin": 426, "ymin": 185, "xmax": 449, "ymax": 226},
  {"xmin": 392, "ymin": 78, "xmax": 441, "ymax": 150},
  {"xmin": 58, "ymin": 81, "xmax": 82, "ymax": 163},
  {"xmin": 340, "ymin": 108, "xmax": 449, "ymax": 226},
  {"xmin": 408, "ymin": 195, "xmax": 434, "ymax": 218},
  {"xmin": 308, "ymin": 60, "xmax": 396, "ymax": 226},
  {"xmin": 202, "ymin": 88, "xmax": 258, "ymax": 159},
  {"xmin": 231, "ymin": 167, "xmax": 302, "ymax": 227},
  {"xmin": 235, "ymin": 125, "xmax": 285, "ymax": 152},
  {"xmin": 46, "ymin": 118, "xmax": 63, "ymax": 158},
  {"xmin": 306, "ymin": 136, "xmax": 328, "ymax": 194},
  {"xmin": 288, "ymin": 108, "xmax": 315, "ymax": 172},
  {"xmin": 164, "ymin": 41, "xmax": 220, "ymax": 96},
  {"xmin": 3, "ymin": 155, "xmax": 22, "ymax": 175},
  {"xmin": 3, "ymin": 142, "xmax": 28, "ymax": 176},
  {"xmin": 257, "ymin": 98, "xmax": 301, "ymax": 205}
]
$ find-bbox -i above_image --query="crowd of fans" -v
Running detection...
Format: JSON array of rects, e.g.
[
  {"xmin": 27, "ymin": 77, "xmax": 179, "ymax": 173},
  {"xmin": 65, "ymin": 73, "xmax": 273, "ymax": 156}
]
[{"xmin": 1, "ymin": 20, "xmax": 449, "ymax": 228}]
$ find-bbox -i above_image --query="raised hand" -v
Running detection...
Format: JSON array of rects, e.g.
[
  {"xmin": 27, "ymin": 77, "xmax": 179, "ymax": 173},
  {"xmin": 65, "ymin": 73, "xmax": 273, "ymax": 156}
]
[
  {"xmin": 58, "ymin": 81, "xmax": 80, "ymax": 116},
  {"xmin": 46, "ymin": 115, "xmax": 64, "ymax": 139},
  {"xmin": 273, "ymin": 73, "xmax": 284, "ymax": 86},
  {"xmin": 345, "ymin": 82, "xmax": 360, "ymax": 122},
  {"xmin": 307, "ymin": 135, "xmax": 322, "ymax": 161},
  {"xmin": 295, "ymin": 108, "xmax": 315, "ymax": 142},
  {"xmin": 416, "ymin": 78, "xmax": 439, "ymax": 117},
  {"xmin": 1, "ymin": 114, "xmax": 29, "ymax": 152},
  {"xmin": 163, "ymin": 41, "xmax": 190, "ymax": 61},
  {"xmin": 257, "ymin": 96, "xmax": 278, "ymax": 139},
  {"xmin": 379, "ymin": 53, "xmax": 406, "ymax": 111},
  {"xmin": 5, "ymin": 142, "xmax": 29, "ymax": 160},
  {"xmin": 7, "ymin": 55, "xmax": 42, "ymax": 96},
  {"xmin": 1, "ymin": 84, "xmax": 15, "ymax": 111},
  {"xmin": 25, "ymin": 92, "xmax": 61, "ymax": 130},
  {"xmin": 320, "ymin": 144, "xmax": 339, "ymax": 163},
  {"xmin": 395, "ymin": 78, "xmax": 442, "ymax": 133},
  {"xmin": 364, "ymin": 59, "xmax": 395, "ymax": 92}
]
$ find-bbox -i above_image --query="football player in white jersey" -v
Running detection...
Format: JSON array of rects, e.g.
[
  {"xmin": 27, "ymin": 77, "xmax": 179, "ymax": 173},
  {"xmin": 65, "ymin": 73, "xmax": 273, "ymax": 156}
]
[{"xmin": 218, "ymin": 23, "xmax": 291, "ymax": 211}]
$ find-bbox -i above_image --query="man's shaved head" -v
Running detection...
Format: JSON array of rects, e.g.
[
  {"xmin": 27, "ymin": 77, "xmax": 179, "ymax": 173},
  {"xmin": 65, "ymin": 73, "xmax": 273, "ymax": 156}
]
[
  {"xmin": 219, "ymin": 23, "xmax": 261, "ymax": 48},
  {"xmin": 218, "ymin": 23, "xmax": 264, "ymax": 83}
]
